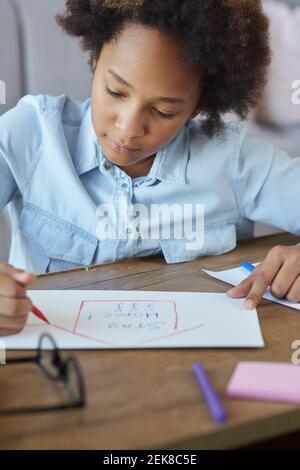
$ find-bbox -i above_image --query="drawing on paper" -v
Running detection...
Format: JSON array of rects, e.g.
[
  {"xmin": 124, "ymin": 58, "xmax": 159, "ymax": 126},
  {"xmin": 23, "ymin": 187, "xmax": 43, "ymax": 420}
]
[{"xmin": 71, "ymin": 299, "xmax": 203, "ymax": 345}]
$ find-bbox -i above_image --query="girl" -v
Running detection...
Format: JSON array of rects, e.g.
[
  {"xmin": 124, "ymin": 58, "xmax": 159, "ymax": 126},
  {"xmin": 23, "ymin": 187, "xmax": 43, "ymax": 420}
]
[{"xmin": 1, "ymin": 0, "xmax": 300, "ymax": 336}]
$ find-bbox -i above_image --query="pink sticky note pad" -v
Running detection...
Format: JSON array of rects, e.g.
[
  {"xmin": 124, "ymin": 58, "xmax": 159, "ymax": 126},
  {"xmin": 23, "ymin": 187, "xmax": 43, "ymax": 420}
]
[{"xmin": 226, "ymin": 362, "xmax": 300, "ymax": 404}]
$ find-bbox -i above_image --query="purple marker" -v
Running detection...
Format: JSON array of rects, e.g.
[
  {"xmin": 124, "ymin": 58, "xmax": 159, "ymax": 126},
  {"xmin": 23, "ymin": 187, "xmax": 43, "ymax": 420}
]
[{"xmin": 192, "ymin": 362, "xmax": 228, "ymax": 423}]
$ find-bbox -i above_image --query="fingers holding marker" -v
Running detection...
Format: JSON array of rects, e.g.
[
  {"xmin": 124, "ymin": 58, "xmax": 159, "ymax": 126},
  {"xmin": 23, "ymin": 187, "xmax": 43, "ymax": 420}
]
[{"xmin": 0, "ymin": 264, "xmax": 36, "ymax": 336}]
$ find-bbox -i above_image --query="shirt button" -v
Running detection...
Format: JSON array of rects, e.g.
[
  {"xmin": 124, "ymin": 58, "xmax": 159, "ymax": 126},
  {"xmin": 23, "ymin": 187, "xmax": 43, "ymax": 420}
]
[
  {"xmin": 121, "ymin": 182, "xmax": 128, "ymax": 189},
  {"xmin": 126, "ymin": 228, "xmax": 132, "ymax": 234},
  {"xmin": 103, "ymin": 162, "xmax": 111, "ymax": 171}
]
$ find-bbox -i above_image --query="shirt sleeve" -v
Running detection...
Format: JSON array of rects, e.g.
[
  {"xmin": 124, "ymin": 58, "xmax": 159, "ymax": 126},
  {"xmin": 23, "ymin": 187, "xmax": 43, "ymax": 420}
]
[
  {"xmin": 0, "ymin": 95, "xmax": 42, "ymax": 214},
  {"xmin": 0, "ymin": 149, "xmax": 18, "ymax": 214},
  {"xmin": 233, "ymin": 131, "xmax": 300, "ymax": 235}
]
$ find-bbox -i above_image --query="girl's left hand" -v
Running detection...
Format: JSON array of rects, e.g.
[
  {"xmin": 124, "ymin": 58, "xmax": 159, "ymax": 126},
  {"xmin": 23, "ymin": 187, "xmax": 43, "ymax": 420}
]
[{"xmin": 227, "ymin": 244, "xmax": 300, "ymax": 309}]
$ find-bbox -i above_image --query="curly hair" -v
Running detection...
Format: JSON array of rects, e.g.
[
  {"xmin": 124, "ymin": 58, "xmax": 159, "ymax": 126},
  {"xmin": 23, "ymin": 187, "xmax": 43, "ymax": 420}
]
[{"xmin": 56, "ymin": 0, "xmax": 271, "ymax": 135}]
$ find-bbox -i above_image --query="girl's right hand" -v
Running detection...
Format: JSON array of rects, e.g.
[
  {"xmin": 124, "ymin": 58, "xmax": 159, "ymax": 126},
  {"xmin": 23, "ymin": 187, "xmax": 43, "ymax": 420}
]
[{"xmin": 0, "ymin": 264, "xmax": 36, "ymax": 336}]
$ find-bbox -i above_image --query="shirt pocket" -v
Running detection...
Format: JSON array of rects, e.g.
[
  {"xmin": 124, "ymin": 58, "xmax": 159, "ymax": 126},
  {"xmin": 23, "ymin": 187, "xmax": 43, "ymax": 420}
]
[
  {"xmin": 20, "ymin": 203, "xmax": 98, "ymax": 274},
  {"xmin": 159, "ymin": 223, "xmax": 237, "ymax": 263}
]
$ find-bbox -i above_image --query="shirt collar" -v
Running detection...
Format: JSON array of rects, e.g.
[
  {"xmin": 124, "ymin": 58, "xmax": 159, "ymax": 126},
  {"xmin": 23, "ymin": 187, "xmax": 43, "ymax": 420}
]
[
  {"xmin": 73, "ymin": 102, "xmax": 100, "ymax": 176},
  {"xmin": 130, "ymin": 124, "xmax": 191, "ymax": 187},
  {"xmin": 74, "ymin": 102, "xmax": 190, "ymax": 185},
  {"xmin": 155, "ymin": 124, "xmax": 190, "ymax": 185}
]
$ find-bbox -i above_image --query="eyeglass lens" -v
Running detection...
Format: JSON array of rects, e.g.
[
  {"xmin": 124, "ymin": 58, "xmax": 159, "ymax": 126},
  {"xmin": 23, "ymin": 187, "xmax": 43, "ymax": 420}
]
[
  {"xmin": 64, "ymin": 357, "xmax": 82, "ymax": 403},
  {"xmin": 38, "ymin": 334, "xmax": 61, "ymax": 379}
]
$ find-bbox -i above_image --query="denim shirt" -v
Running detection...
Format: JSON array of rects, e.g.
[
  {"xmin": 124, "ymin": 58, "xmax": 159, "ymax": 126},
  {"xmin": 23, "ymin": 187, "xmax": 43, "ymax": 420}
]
[{"xmin": 0, "ymin": 94, "xmax": 299, "ymax": 274}]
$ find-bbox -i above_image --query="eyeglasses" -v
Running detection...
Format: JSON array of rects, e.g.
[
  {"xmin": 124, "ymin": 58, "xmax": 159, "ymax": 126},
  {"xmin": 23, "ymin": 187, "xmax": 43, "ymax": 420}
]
[{"xmin": 0, "ymin": 333, "xmax": 86, "ymax": 414}]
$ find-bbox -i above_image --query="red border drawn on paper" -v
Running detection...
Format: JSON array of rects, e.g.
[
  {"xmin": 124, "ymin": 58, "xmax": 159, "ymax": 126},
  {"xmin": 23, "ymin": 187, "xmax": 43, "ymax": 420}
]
[{"xmin": 33, "ymin": 299, "xmax": 205, "ymax": 346}]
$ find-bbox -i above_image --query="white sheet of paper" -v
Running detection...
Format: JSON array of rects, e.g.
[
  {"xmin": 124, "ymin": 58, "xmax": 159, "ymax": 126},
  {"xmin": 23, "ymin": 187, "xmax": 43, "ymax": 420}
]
[
  {"xmin": 2, "ymin": 290, "xmax": 264, "ymax": 349},
  {"xmin": 203, "ymin": 263, "xmax": 300, "ymax": 311}
]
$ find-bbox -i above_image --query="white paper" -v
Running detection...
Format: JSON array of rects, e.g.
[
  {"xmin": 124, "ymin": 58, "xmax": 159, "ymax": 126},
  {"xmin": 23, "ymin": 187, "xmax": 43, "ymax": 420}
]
[
  {"xmin": 203, "ymin": 263, "xmax": 300, "ymax": 311},
  {"xmin": 2, "ymin": 290, "xmax": 264, "ymax": 349}
]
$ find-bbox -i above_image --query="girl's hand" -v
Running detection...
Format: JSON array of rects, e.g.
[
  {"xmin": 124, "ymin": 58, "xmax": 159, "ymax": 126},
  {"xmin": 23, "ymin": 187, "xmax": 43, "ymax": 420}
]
[
  {"xmin": 227, "ymin": 244, "xmax": 300, "ymax": 309},
  {"xmin": 0, "ymin": 264, "xmax": 35, "ymax": 336}
]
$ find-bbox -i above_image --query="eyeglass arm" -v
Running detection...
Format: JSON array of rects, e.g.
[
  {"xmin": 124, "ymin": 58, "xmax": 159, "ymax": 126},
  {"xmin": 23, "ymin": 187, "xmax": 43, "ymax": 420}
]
[{"xmin": 5, "ymin": 357, "xmax": 37, "ymax": 364}]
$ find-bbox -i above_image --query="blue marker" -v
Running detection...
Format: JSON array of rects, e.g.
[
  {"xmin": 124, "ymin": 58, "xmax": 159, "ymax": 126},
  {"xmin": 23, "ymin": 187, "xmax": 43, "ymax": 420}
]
[{"xmin": 241, "ymin": 259, "xmax": 255, "ymax": 273}]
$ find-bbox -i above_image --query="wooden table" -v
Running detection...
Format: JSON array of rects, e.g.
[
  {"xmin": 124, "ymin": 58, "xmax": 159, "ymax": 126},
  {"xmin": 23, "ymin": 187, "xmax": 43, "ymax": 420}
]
[{"xmin": 1, "ymin": 232, "xmax": 300, "ymax": 450}]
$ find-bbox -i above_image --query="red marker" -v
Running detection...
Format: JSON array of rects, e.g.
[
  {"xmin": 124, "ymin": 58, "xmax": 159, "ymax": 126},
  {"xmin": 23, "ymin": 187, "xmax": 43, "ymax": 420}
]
[{"xmin": 32, "ymin": 306, "xmax": 50, "ymax": 325}]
